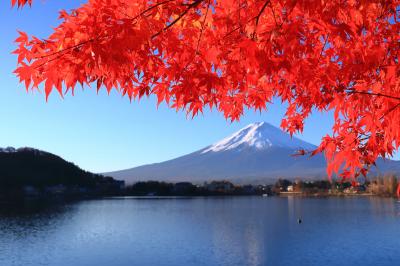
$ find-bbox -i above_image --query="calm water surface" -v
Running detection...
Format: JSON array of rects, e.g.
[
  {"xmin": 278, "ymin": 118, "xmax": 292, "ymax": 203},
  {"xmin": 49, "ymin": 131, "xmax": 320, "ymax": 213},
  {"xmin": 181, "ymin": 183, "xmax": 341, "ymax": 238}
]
[{"xmin": 0, "ymin": 197, "xmax": 399, "ymax": 266}]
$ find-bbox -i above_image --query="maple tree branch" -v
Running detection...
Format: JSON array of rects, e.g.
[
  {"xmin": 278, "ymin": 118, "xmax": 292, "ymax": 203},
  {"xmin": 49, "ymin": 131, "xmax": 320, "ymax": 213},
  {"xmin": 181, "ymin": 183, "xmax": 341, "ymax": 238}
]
[
  {"xmin": 33, "ymin": 1, "xmax": 175, "ymax": 61},
  {"xmin": 32, "ymin": 0, "xmax": 202, "ymax": 70},
  {"xmin": 34, "ymin": 51, "xmax": 71, "ymax": 70},
  {"xmin": 268, "ymin": 1, "xmax": 279, "ymax": 26},
  {"xmin": 251, "ymin": 0, "xmax": 270, "ymax": 39},
  {"xmin": 230, "ymin": 0, "xmax": 276, "ymax": 40},
  {"xmin": 32, "ymin": 36, "xmax": 108, "ymax": 70},
  {"xmin": 152, "ymin": 0, "xmax": 205, "ymax": 39},
  {"xmin": 224, "ymin": 13, "xmax": 264, "ymax": 39},
  {"xmin": 35, "ymin": 37, "xmax": 98, "ymax": 60},
  {"xmin": 131, "ymin": 0, "xmax": 175, "ymax": 21},
  {"xmin": 347, "ymin": 90, "xmax": 400, "ymax": 101},
  {"xmin": 317, "ymin": 34, "xmax": 330, "ymax": 62},
  {"xmin": 195, "ymin": 0, "xmax": 211, "ymax": 54},
  {"xmin": 380, "ymin": 102, "xmax": 400, "ymax": 119},
  {"xmin": 255, "ymin": 1, "xmax": 270, "ymax": 27},
  {"xmin": 223, "ymin": 25, "xmax": 243, "ymax": 39},
  {"xmin": 174, "ymin": 0, "xmax": 211, "ymax": 80}
]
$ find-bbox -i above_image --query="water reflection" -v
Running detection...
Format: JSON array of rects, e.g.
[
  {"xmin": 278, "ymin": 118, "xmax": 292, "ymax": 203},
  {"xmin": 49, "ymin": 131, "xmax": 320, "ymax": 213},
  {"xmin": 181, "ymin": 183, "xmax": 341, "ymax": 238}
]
[
  {"xmin": 0, "ymin": 201, "xmax": 73, "ymax": 237},
  {"xmin": 0, "ymin": 197, "xmax": 399, "ymax": 266}
]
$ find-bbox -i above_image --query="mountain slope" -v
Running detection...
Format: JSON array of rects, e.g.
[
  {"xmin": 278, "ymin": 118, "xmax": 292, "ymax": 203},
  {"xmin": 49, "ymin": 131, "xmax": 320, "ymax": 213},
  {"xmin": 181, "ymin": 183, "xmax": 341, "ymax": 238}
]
[
  {"xmin": 0, "ymin": 147, "xmax": 117, "ymax": 188},
  {"xmin": 106, "ymin": 122, "xmax": 400, "ymax": 184}
]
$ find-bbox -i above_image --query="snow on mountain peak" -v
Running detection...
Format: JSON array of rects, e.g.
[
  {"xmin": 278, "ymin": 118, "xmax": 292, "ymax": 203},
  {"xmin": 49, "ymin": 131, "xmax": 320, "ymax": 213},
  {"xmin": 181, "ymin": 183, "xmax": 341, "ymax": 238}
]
[{"xmin": 201, "ymin": 122, "xmax": 316, "ymax": 153}]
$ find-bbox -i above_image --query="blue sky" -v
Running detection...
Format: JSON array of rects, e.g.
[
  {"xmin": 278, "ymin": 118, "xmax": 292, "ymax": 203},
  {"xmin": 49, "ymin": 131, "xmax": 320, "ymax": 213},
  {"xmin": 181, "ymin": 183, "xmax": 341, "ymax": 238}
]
[{"xmin": 0, "ymin": 1, "xmax": 395, "ymax": 173}]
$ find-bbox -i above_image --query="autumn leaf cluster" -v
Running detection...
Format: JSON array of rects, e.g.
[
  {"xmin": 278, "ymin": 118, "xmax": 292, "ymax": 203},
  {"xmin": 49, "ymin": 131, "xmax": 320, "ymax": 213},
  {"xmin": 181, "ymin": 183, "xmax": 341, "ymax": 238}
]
[{"xmin": 12, "ymin": 0, "xmax": 400, "ymax": 179}]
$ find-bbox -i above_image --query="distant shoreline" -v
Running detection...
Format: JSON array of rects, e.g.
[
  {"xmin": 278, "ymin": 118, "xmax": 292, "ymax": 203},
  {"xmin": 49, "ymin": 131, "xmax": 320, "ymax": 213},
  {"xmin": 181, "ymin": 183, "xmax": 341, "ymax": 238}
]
[
  {"xmin": 279, "ymin": 191, "xmax": 376, "ymax": 197},
  {"xmin": 0, "ymin": 193, "xmax": 394, "ymax": 207},
  {"xmin": 2, "ymin": 177, "xmax": 399, "ymax": 203}
]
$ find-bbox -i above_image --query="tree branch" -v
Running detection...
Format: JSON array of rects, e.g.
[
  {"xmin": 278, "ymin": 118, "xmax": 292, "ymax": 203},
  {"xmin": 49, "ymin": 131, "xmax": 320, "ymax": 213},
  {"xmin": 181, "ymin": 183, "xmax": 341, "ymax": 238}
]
[
  {"xmin": 380, "ymin": 102, "xmax": 400, "ymax": 119},
  {"xmin": 195, "ymin": 0, "xmax": 211, "ymax": 54},
  {"xmin": 251, "ymin": 0, "xmax": 270, "ymax": 39},
  {"xmin": 132, "ymin": 0, "xmax": 175, "ymax": 21},
  {"xmin": 152, "ymin": 0, "xmax": 205, "ymax": 39},
  {"xmin": 255, "ymin": 1, "xmax": 270, "ymax": 27},
  {"xmin": 347, "ymin": 90, "xmax": 400, "ymax": 101},
  {"xmin": 33, "ymin": 1, "xmax": 175, "ymax": 61},
  {"xmin": 317, "ymin": 34, "xmax": 330, "ymax": 62}
]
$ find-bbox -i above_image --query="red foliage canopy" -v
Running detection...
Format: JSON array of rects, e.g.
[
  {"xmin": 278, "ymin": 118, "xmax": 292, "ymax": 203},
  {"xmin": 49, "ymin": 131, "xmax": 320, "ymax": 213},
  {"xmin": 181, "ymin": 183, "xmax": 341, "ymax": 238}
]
[
  {"xmin": 12, "ymin": 0, "xmax": 400, "ymax": 179},
  {"xmin": 11, "ymin": 0, "xmax": 32, "ymax": 8}
]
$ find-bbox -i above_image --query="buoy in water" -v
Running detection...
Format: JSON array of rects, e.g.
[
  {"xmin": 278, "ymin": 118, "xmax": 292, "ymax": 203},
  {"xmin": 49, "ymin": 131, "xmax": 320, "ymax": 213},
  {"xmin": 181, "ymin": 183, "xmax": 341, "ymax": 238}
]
[{"xmin": 297, "ymin": 218, "xmax": 302, "ymax": 224}]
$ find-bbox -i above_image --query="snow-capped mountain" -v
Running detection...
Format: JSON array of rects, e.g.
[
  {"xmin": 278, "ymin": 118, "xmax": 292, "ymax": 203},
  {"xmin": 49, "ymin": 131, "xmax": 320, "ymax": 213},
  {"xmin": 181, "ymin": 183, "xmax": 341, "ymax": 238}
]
[
  {"xmin": 201, "ymin": 122, "xmax": 315, "ymax": 153},
  {"xmin": 106, "ymin": 122, "xmax": 400, "ymax": 184}
]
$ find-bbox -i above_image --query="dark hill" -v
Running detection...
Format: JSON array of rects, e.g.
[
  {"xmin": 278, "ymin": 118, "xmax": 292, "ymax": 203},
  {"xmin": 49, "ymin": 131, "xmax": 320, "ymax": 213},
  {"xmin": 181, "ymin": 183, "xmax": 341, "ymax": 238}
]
[{"xmin": 0, "ymin": 147, "xmax": 115, "ymax": 189}]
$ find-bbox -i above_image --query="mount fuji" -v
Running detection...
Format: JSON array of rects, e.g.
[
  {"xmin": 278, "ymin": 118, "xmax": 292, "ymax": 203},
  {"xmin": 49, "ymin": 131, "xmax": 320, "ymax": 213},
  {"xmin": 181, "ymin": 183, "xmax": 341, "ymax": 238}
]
[{"xmin": 106, "ymin": 122, "xmax": 400, "ymax": 184}]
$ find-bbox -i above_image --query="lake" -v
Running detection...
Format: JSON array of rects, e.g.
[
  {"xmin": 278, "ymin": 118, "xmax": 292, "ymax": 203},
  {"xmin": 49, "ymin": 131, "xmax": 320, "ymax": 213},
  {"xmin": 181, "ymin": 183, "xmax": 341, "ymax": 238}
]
[{"xmin": 0, "ymin": 196, "xmax": 399, "ymax": 266}]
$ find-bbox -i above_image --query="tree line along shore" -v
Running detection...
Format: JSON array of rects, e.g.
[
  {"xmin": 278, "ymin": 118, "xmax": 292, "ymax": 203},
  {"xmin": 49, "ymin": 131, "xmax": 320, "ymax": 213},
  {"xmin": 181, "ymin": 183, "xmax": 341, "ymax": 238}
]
[
  {"xmin": 3, "ymin": 176, "xmax": 398, "ymax": 202},
  {"xmin": 122, "ymin": 176, "xmax": 399, "ymax": 197}
]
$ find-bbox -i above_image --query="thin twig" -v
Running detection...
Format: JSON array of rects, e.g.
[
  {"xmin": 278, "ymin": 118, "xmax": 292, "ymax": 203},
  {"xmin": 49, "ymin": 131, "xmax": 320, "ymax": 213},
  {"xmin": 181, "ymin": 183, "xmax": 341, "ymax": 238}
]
[
  {"xmin": 251, "ymin": 0, "xmax": 270, "ymax": 39},
  {"xmin": 195, "ymin": 0, "xmax": 211, "ymax": 54},
  {"xmin": 380, "ymin": 102, "xmax": 400, "ymax": 119},
  {"xmin": 255, "ymin": 1, "xmax": 270, "ymax": 26},
  {"xmin": 347, "ymin": 90, "xmax": 400, "ymax": 101},
  {"xmin": 35, "ymin": 37, "xmax": 98, "ymax": 59},
  {"xmin": 152, "ymin": 0, "xmax": 205, "ymax": 39},
  {"xmin": 132, "ymin": 0, "xmax": 175, "ymax": 21},
  {"xmin": 317, "ymin": 34, "xmax": 330, "ymax": 62},
  {"xmin": 33, "ymin": 0, "xmax": 175, "ymax": 60}
]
